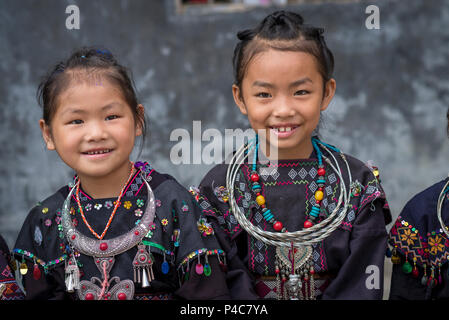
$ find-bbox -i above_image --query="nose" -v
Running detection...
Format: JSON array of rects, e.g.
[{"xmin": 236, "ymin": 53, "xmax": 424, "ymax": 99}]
[
  {"xmin": 84, "ymin": 120, "xmax": 108, "ymax": 142},
  {"xmin": 272, "ymin": 96, "xmax": 295, "ymax": 118}
]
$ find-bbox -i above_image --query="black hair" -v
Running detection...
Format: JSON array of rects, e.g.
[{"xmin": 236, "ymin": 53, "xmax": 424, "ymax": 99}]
[
  {"xmin": 37, "ymin": 47, "xmax": 146, "ymax": 145},
  {"xmin": 232, "ymin": 10, "xmax": 334, "ymax": 90}
]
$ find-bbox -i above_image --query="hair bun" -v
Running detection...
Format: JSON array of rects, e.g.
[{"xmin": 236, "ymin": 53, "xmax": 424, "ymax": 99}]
[
  {"xmin": 269, "ymin": 10, "xmax": 304, "ymax": 26},
  {"xmin": 237, "ymin": 29, "xmax": 255, "ymax": 41}
]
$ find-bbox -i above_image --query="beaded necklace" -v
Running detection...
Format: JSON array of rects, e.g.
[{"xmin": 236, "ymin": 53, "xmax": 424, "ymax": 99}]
[
  {"xmin": 249, "ymin": 136, "xmax": 337, "ymax": 233},
  {"xmin": 227, "ymin": 136, "xmax": 352, "ymax": 300},
  {"xmin": 75, "ymin": 163, "xmax": 136, "ymax": 240}
]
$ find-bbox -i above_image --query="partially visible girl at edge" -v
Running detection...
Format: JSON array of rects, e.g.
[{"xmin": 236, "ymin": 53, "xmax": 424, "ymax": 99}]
[
  {"xmin": 13, "ymin": 47, "xmax": 232, "ymax": 300},
  {"xmin": 388, "ymin": 108, "xmax": 449, "ymax": 300},
  {"xmin": 193, "ymin": 11, "xmax": 392, "ymax": 300}
]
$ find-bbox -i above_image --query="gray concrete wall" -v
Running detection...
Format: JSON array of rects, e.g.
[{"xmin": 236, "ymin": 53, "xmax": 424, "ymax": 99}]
[{"xmin": 1, "ymin": 0, "xmax": 448, "ymax": 271}]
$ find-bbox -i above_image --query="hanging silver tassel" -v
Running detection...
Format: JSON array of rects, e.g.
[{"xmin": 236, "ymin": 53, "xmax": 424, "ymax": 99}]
[
  {"xmin": 133, "ymin": 244, "xmax": 154, "ymax": 287},
  {"xmin": 65, "ymin": 257, "xmax": 80, "ymax": 293},
  {"xmin": 141, "ymin": 268, "xmax": 150, "ymax": 288}
]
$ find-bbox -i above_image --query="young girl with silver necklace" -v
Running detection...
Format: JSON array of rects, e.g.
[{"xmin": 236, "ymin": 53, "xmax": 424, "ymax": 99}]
[
  {"xmin": 196, "ymin": 11, "xmax": 392, "ymax": 300},
  {"xmin": 13, "ymin": 48, "xmax": 231, "ymax": 300}
]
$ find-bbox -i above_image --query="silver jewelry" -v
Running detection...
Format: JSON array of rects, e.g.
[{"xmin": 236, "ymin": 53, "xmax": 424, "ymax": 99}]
[
  {"xmin": 437, "ymin": 179, "xmax": 449, "ymax": 238},
  {"xmin": 61, "ymin": 172, "xmax": 156, "ymax": 300},
  {"xmin": 226, "ymin": 139, "xmax": 353, "ymax": 299}
]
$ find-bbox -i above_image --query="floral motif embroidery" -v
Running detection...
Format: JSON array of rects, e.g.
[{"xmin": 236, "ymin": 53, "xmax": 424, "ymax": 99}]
[
  {"xmin": 400, "ymin": 228, "xmax": 418, "ymax": 246},
  {"xmin": 44, "ymin": 219, "xmax": 52, "ymax": 227},
  {"xmin": 85, "ymin": 203, "xmax": 92, "ymax": 211},
  {"xmin": 136, "ymin": 199, "xmax": 144, "ymax": 208},
  {"xmin": 123, "ymin": 201, "xmax": 132, "ymax": 209},
  {"xmin": 197, "ymin": 218, "xmax": 214, "ymax": 236},
  {"xmin": 42, "ymin": 207, "xmax": 49, "ymax": 214},
  {"xmin": 213, "ymin": 186, "xmax": 229, "ymax": 203},
  {"xmin": 428, "ymin": 235, "xmax": 445, "ymax": 255},
  {"xmin": 161, "ymin": 219, "xmax": 169, "ymax": 226},
  {"xmin": 134, "ymin": 208, "xmax": 143, "ymax": 217},
  {"xmin": 94, "ymin": 203, "xmax": 102, "ymax": 210},
  {"xmin": 104, "ymin": 201, "xmax": 113, "ymax": 209}
]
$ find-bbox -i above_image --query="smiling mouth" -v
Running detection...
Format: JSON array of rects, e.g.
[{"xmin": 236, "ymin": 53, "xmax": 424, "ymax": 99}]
[
  {"xmin": 270, "ymin": 126, "xmax": 299, "ymax": 132},
  {"xmin": 82, "ymin": 149, "xmax": 112, "ymax": 155}
]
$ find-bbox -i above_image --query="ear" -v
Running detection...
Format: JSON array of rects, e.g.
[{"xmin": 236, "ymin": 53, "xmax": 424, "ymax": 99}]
[
  {"xmin": 39, "ymin": 119, "xmax": 55, "ymax": 150},
  {"xmin": 135, "ymin": 104, "xmax": 145, "ymax": 137},
  {"xmin": 232, "ymin": 84, "xmax": 247, "ymax": 115},
  {"xmin": 320, "ymin": 78, "xmax": 336, "ymax": 112}
]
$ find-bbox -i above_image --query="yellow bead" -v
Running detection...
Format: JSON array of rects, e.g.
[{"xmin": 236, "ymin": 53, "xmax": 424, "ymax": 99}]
[
  {"xmin": 256, "ymin": 195, "xmax": 266, "ymax": 206},
  {"xmin": 391, "ymin": 255, "xmax": 401, "ymax": 264},
  {"xmin": 314, "ymin": 190, "xmax": 324, "ymax": 201}
]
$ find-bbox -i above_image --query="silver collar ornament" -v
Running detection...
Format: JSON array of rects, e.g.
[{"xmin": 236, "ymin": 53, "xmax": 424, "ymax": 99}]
[{"xmin": 62, "ymin": 173, "xmax": 156, "ymax": 300}]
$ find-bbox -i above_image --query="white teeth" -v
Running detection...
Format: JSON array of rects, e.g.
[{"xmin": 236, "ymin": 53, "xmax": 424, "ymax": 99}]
[
  {"xmin": 274, "ymin": 127, "xmax": 293, "ymax": 132},
  {"xmin": 87, "ymin": 149, "xmax": 109, "ymax": 155}
]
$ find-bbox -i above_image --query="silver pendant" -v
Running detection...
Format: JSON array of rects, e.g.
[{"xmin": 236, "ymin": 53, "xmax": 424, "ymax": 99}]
[
  {"xmin": 285, "ymin": 274, "xmax": 301, "ymax": 300},
  {"xmin": 133, "ymin": 244, "xmax": 154, "ymax": 287},
  {"xmin": 78, "ymin": 257, "xmax": 134, "ymax": 300},
  {"xmin": 275, "ymin": 245, "xmax": 315, "ymax": 300}
]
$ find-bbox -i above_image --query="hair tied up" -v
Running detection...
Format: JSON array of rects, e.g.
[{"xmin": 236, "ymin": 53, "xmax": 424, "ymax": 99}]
[{"xmin": 237, "ymin": 29, "xmax": 255, "ymax": 41}]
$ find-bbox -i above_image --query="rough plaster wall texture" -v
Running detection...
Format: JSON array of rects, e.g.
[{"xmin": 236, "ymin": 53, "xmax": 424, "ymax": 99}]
[{"xmin": 1, "ymin": 0, "xmax": 448, "ymax": 250}]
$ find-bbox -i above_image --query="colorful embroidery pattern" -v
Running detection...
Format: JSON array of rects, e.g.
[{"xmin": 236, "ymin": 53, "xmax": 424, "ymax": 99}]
[
  {"xmin": 0, "ymin": 254, "xmax": 24, "ymax": 300},
  {"xmin": 195, "ymin": 158, "xmax": 384, "ymax": 277},
  {"xmin": 388, "ymin": 215, "xmax": 449, "ymax": 266}
]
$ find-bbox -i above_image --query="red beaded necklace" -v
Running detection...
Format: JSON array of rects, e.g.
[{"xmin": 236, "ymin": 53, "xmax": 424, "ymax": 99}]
[
  {"xmin": 249, "ymin": 138, "xmax": 327, "ymax": 232},
  {"xmin": 75, "ymin": 163, "xmax": 136, "ymax": 240}
]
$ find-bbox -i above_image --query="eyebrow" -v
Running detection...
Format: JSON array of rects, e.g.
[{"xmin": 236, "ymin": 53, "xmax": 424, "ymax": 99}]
[
  {"xmin": 61, "ymin": 102, "xmax": 123, "ymax": 116},
  {"xmin": 252, "ymin": 81, "xmax": 275, "ymax": 89},
  {"xmin": 101, "ymin": 102, "xmax": 122, "ymax": 112},
  {"xmin": 252, "ymin": 77, "xmax": 313, "ymax": 89},
  {"xmin": 289, "ymin": 78, "xmax": 313, "ymax": 87}
]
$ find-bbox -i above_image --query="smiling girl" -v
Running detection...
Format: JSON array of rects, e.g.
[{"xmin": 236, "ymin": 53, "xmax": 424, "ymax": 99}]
[
  {"xmin": 13, "ymin": 48, "xmax": 230, "ymax": 300},
  {"xmin": 195, "ymin": 11, "xmax": 392, "ymax": 299}
]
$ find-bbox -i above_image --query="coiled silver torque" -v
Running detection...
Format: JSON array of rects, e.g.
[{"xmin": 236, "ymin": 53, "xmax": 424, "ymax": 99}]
[{"xmin": 225, "ymin": 140, "xmax": 353, "ymax": 248}]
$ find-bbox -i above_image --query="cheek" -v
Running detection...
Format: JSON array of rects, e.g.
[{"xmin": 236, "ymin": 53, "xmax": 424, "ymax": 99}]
[
  {"xmin": 116, "ymin": 122, "xmax": 139, "ymax": 145},
  {"xmin": 245, "ymin": 103, "xmax": 269, "ymax": 124},
  {"xmin": 52, "ymin": 127, "xmax": 77, "ymax": 149}
]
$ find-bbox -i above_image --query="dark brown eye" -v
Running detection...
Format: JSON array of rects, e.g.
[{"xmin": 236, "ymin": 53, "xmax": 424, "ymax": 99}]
[{"xmin": 256, "ymin": 92, "xmax": 271, "ymax": 98}]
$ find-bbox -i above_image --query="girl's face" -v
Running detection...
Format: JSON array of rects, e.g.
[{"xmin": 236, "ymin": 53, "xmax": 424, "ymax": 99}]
[
  {"xmin": 40, "ymin": 79, "xmax": 142, "ymax": 183},
  {"xmin": 233, "ymin": 49, "xmax": 336, "ymax": 159}
]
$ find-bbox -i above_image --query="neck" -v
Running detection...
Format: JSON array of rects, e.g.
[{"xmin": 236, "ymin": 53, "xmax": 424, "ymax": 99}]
[
  {"xmin": 77, "ymin": 161, "xmax": 134, "ymax": 199},
  {"xmin": 260, "ymin": 138, "xmax": 314, "ymax": 161}
]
